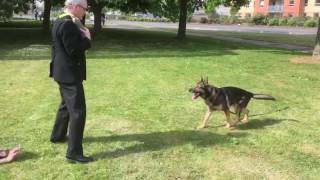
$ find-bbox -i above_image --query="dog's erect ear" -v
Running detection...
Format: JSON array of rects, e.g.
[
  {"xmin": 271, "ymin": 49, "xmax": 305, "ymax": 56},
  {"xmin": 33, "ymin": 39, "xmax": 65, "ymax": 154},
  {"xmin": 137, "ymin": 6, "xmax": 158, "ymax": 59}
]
[{"xmin": 200, "ymin": 76, "xmax": 206, "ymax": 86}]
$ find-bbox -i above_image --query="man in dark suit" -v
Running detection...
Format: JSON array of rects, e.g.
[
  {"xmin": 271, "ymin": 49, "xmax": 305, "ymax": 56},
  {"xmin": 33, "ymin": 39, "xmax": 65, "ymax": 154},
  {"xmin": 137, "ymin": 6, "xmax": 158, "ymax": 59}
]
[{"xmin": 49, "ymin": 0, "xmax": 93, "ymax": 163}]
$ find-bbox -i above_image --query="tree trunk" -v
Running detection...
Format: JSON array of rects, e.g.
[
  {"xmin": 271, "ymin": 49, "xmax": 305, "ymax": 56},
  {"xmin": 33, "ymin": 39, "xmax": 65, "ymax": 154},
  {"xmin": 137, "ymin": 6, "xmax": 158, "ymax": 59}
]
[
  {"xmin": 92, "ymin": 2, "xmax": 102, "ymax": 34},
  {"xmin": 42, "ymin": 0, "xmax": 51, "ymax": 34},
  {"xmin": 313, "ymin": 18, "xmax": 320, "ymax": 60},
  {"xmin": 177, "ymin": 0, "xmax": 187, "ymax": 39}
]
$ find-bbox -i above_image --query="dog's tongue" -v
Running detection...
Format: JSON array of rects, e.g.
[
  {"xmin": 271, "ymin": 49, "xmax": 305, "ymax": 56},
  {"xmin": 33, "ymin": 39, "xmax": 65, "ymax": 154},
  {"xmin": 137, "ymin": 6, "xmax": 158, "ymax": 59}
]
[{"xmin": 192, "ymin": 94, "xmax": 197, "ymax": 101}]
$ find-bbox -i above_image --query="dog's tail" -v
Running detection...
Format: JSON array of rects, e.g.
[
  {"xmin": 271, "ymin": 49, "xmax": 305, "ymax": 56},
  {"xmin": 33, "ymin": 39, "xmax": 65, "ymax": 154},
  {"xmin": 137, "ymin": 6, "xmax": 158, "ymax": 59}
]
[{"xmin": 253, "ymin": 94, "xmax": 276, "ymax": 101}]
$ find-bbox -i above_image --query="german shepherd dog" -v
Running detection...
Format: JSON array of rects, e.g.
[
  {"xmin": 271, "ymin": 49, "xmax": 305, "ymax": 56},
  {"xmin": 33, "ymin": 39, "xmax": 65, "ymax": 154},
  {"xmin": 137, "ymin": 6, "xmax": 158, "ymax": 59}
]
[{"xmin": 189, "ymin": 77, "xmax": 275, "ymax": 129}]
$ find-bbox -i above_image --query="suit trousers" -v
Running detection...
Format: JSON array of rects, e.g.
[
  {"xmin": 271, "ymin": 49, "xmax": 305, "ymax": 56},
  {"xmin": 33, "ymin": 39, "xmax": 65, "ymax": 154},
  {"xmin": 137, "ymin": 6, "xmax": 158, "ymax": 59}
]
[{"xmin": 51, "ymin": 82, "xmax": 86, "ymax": 157}]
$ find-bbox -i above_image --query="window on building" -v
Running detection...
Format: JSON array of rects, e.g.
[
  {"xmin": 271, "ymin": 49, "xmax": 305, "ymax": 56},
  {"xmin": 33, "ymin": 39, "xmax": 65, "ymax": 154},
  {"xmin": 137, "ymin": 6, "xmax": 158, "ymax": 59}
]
[
  {"xmin": 316, "ymin": 0, "xmax": 320, "ymax": 5},
  {"xmin": 245, "ymin": 0, "xmax": 253, "ymax": 7},
  {"xmin": 288, "ymin": 13, "xmax": 293, "ymax": 17},
  {"xmin": 303, "ymin": 13, "xmax": 307, "ymax": 17},
  {"xmin": 314, "ymin": 13, "xmax": 319, "ymax": 17},
  {"xmin": 246, "ymin": 13, "xmax": 251, "ymax": 18},
  {"xmin": 259, "ymin": 0, "xmax": 264, "ymax": 7},
  {"xmin": 289, "ymin": 0, "xmax": 294, "ymax": 6},
  {"xmin": 250, "ymin": 0, "xmax": 254, "ymax": 7},
  {"xmin": 305, "ymin": 0, "xmax": 308, "ymax": 6}
]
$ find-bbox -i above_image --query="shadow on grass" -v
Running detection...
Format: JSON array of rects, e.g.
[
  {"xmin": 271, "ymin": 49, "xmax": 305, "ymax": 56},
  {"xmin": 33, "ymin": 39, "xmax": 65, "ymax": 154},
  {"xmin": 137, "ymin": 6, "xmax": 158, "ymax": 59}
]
[
  {"xmin": 237, "ymin": 118, "xmax": 299, "ymax": 130},
  {"xmin": 15, "ymin": 151, "xmax": 39, "ymax": 162},
  {"xmin": 250, "ymin": 106, "xmax": 290, "ymax": 117},
  {"xmin": 85, "ymin": 130, "xmax": 247, "ymax": 160},
  {"xmin": 0, "ymin": 28, "xmax": 302, "ymax": 61}
]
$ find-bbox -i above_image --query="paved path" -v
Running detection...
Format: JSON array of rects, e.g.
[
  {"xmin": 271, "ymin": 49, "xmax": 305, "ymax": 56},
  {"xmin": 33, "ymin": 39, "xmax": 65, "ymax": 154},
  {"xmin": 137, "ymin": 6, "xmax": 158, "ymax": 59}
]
[
  {"xmin": 104, "ymin": 20, "xmax": 315, "ymax": 53},
  {"xmin": 105, "ymin": 20, "xmax": 317, "ymax": 35}
]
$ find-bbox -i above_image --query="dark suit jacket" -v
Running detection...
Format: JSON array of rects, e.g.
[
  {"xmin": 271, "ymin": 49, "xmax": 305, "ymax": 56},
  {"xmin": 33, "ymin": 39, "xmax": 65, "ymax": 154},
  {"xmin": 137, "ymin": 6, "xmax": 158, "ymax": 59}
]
[{"xmin": 50, "ymin": 15, "xmax": 91, "ymax": 83}]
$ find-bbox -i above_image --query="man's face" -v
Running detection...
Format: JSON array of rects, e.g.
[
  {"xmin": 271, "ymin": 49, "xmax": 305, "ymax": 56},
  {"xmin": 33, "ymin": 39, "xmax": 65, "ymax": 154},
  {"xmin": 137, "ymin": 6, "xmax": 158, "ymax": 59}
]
[{"xmin": 74, "ymin": 1, "xmax": 87, "ymax": 19}]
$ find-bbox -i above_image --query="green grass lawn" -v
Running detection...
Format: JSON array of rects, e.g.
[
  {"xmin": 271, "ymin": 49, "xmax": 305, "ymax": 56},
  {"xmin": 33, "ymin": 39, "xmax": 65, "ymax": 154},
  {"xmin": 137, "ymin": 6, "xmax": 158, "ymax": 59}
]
[{"xmin": 0, "ymin": 28, "xmax": 320, "ymax": 179}]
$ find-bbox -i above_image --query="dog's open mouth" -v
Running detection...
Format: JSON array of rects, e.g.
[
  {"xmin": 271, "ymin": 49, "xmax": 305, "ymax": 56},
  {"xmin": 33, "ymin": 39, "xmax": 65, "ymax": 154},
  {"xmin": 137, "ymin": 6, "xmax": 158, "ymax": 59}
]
[{"xmin": 192, "ymin": 93, "xmax": 200, "ymax": 100}]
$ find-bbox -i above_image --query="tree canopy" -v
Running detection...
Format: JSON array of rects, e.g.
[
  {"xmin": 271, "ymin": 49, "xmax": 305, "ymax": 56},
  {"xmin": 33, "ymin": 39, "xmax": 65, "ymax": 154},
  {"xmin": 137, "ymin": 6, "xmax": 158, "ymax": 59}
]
[
  {"xmin": 0, "ymin": 0, "xmax": 32, "ymax": 21},
  {"xmin": 1, "ymin": 0, "xmax": 250, "ymax": 39}
]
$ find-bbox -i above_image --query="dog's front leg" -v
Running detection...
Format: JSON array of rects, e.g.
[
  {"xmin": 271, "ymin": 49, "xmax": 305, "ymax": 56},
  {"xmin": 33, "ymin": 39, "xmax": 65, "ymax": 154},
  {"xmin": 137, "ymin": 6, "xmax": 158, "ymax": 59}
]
[{"xmin": 197, "ymin": 108, "xmax": 213, "ymax": 129}]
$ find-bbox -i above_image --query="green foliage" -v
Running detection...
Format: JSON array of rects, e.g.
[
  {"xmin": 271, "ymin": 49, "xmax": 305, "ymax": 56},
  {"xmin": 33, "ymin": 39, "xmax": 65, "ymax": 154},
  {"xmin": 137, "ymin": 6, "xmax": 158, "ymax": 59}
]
[
  {"xmin": 203, "ymin": 0, "xmax": 220, "ymax": 13},
  {"xmin": 126, "ymin": 16, "xmax": 170, "ymax": 22},
  {"xmin": 227, "ymin": 15, "xmax": 240, "ymax": 24},
  {"xmin": 87, "ymin": 0, "xmax": 201, "ymax": 23},
  {"xmin": 317, "ymin": 17, "xmax": 320, "ymax": 43},
  {"xmin": 230, "ymin": 6, "xmax": 240, "ymax": 16},
  {"xmin": 149, "ymin": 0, "xmax": 201, "ymax": 22},
  {"xmin": 106, "ymin": 0, "xmax": 153, "ymax": 13},
  {"xmin": 0, "ymin": 0, "xmax": 32, "ymax": 21},
  {"xmin": 150, "ymin": 0, "xmax": 180, "ymax": 22},
  {"xmin": 200, "ymin": 17, "xmax": 209, "ymax": 23},
  {"xmin": 206, "ymin": 15, "xmax": 241, "ymax": 24},
  {"xmin": 51, "ymin": 10, "xmax": 64, "ymax": 18},
  {"xmin": 304, "ymin": 18, "xmax": 318, "ymax": 27},
  {"xmin": 286, "ymin": 18, "xmax": 297, "ymax": 26},
  {"xmin": 251, "ymin": 13, "xmax": 268, "ymax": 25},
  {"xmin": 278, "ymin": 17, "xmax": 288, "ymax": 26},
  {"xmin": 204, "ymin": 0, "xmax": 248, "ymax": 17},
  {"xmin": 268, "ymin": 17, "xmax": 279, "ymax": 26},
  {"xmin": 287, "ymin": 17, "xmax": 305, "ymax": 27}
]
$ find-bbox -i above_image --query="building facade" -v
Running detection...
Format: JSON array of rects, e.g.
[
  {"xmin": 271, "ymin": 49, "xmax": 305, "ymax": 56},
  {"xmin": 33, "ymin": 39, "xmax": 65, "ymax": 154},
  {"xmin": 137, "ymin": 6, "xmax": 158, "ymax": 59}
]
[{"xmin": 238, "ymin": 0, "xmax": 320, "ymax": 18}]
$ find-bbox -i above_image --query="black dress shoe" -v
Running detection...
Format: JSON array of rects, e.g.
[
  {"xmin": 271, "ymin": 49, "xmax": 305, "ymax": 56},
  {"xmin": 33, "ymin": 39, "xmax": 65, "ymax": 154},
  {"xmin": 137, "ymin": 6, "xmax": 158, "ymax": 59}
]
[
  {"xmin": 50, "ymin": 137, "xmax": 67, "ymax": 144},
  {"xmin": 66, "ymin": 155, "xmax": 94, "ymax": 164}
]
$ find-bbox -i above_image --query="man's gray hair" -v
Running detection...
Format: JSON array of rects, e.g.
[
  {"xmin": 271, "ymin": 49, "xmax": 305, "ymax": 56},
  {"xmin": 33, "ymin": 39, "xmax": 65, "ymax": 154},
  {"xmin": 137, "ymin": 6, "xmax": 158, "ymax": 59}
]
[{"xmin": 64, "ymin": 0, "xmax": 86, "ymax": 6}]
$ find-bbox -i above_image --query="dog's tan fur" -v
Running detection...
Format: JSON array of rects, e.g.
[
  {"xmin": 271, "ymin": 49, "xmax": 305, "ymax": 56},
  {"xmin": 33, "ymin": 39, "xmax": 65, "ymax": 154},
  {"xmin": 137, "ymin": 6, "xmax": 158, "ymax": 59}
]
[{"xmin": 189, "ymin": 78, "xmax": 275, "ymax": 129}]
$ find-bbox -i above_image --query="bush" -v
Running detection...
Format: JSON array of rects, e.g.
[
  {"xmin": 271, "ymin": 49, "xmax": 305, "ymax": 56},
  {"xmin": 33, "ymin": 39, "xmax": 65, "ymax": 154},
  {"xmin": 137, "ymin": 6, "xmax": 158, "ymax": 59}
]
[
  {"xmin": 228, "ymin": 16, "xmax": 241, "ymax": 24},
  {"xmin": 304, "ymin": 18, "xmax": 317, "ymax": 27},
  {"xmin": 51, "ymin": 10, "xmax": 64, "ymax": 18},
  {"xmin": 125, "ymin": 16, "xmax": 169, "ymax": 23},
  {"xmin": 251, "ymin": 14, "xmax": 268, "ymax": 25},
  {"xmin": 243, "ymin": 16, "xmax": 252, "ymax": 24},
  {"xmin": 287, "ymin": 17, "xmax": 305, "ymax": 26},
  {"xmin": 210, "ymin": 16, "xmax": 240, "ymax": 25},
  {"xmin": 268, "ymin": 17, "xmax": 279, "ymax": 26},
  {"xmin": 117, "ymin": 15, "xmax": 127, "ymax": 20},
  {"xmin": 278, "ymin": 18, "xmax": 288, "ymax": 26},
  {"xmin": 200, "ymin": 17, "xmax": 208, "ymax": 24},
  {"xmin": 218, "ymin": 16, "xmax": 229, "ymax": 24},
  {"xmin": 287, "ymin": 18, "xmax": 296, "ymax": 26}
]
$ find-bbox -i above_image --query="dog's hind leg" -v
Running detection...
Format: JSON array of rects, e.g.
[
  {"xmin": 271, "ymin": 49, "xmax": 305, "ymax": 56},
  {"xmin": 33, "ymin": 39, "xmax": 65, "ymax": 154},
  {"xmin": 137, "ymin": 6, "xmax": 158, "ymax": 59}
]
[
  {"xmin": 235, "ymin": 107, "xmax": 243, "ymax": 125},
  {"xmin": 224, "ymin": 109, "xmax": 233, "ymax": 128},
  {"xmin": 241, "ymin": 108, "xmax": 249, "ymax": 123},
  {"xmin": 197, "ymin": 108, "xmax": 213, "ymax": 129},
  {"xmin": 239, "ymin": 97, "xmax": 250, "ymax": 124}
]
